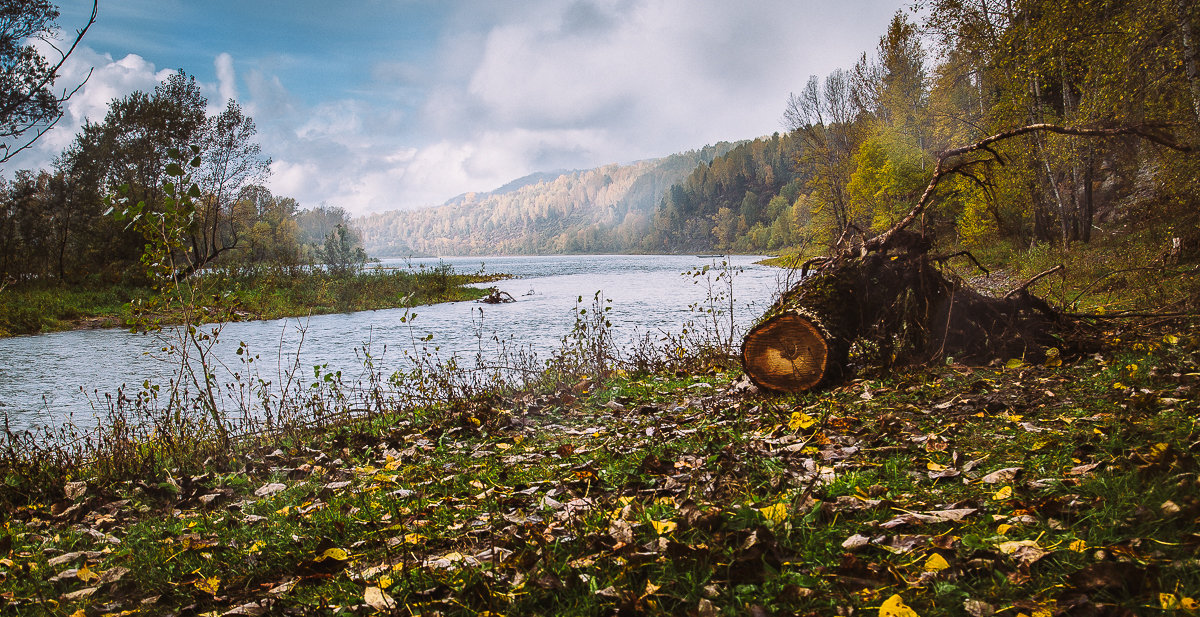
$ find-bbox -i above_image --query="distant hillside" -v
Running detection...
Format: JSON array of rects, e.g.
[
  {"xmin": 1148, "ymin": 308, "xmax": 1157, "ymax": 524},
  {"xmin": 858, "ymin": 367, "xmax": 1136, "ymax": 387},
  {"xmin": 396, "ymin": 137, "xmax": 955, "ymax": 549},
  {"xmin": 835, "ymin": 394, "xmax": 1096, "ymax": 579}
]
[{"xmin": 357, "ymin": 143, "xmax": 738, "ymax": 256}]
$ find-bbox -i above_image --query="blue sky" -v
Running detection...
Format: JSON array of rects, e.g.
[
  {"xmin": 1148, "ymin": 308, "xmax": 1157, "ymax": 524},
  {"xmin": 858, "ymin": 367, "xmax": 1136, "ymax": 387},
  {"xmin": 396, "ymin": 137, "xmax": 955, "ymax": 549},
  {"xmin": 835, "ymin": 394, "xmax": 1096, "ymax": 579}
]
[{"xmin": 17, "ymin": 0, "xmax": 910, "ymax": 215}]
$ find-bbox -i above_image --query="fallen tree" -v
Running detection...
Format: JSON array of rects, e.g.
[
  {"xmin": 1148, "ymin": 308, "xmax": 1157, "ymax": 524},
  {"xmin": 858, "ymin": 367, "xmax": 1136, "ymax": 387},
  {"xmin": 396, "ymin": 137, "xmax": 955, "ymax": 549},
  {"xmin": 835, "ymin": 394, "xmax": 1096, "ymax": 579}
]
[{"xmin": 742, "ymin": 124, "xmax": 1195, "ymax": 393}]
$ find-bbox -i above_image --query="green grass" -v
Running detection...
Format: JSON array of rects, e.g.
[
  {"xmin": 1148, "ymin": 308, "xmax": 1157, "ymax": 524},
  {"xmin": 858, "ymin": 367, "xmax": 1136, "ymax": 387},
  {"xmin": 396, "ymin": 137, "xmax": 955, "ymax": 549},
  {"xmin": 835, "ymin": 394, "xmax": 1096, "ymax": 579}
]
[{"xmin": 0, "ymin": 264, "xmax": 505, "ymax": 337}]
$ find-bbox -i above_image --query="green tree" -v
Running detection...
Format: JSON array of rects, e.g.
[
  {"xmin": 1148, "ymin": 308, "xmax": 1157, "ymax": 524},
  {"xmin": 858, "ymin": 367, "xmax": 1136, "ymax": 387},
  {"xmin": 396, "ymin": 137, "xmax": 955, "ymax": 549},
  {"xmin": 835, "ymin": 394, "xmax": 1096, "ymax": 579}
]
[
  {"xmin": 317, "ymin": 223, "xmax": 367, "ymax": 275},
  {"xmin": 0, "ymin": 0, "xmax": 95, "ymax": 166}
]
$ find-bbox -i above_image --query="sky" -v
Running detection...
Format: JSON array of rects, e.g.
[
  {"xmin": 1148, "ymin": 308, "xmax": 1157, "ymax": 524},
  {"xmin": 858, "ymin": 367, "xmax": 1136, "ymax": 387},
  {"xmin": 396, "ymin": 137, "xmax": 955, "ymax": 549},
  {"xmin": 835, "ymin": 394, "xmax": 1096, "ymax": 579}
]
[{"xmin": 11, "ymin": 0, "xmax": 910, "ymax": 215}]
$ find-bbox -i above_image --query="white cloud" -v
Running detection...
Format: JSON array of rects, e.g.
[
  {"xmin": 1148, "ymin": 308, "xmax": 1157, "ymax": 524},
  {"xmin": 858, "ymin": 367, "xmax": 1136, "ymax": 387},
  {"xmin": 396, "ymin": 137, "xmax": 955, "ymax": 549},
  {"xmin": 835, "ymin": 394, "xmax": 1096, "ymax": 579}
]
[
  {"xmin": 7, "ymin": 0, "xmax": 909, "ymax": 216},
  {"xmin": 214, "ymin": 52, "xmax": 238, "ymax": 105}
]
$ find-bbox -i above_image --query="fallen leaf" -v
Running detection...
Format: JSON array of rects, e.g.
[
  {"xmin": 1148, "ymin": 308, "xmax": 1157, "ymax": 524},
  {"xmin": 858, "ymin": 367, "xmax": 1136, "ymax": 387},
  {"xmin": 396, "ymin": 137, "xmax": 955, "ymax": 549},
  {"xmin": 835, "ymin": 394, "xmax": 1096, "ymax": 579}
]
[
  {"xmin": 98, "ymin": 565, "xmax": 129, "ymax": 585},
  {"xmin": 992, "ymin": 486, "xmax": 1013, "ymax": 501},
  {"xmin": 880, "ymin": 593, "xmax": 920, "ymax": 617},
  {"xmin": 76, "ymin": 563, "xmax": 99, "ymax": 583},
  {"xmin": 759, "ymin": 503, "xmax": 788, "ymax": 526},
  {"xmin": 223, "ymin": 601, "xmax": 269, "ymax": 616},
  {"xmin": 254, "ymin": 483, "xmax": 287, "ymax": 497},
  {"xmin": 63, "ymin": 587, "xmax": 98, "ymax": 601},
  {"xmin": 194, "ymin": 575, "xmax": 220, "ymax": 595},
  {"xmin": 650, "ymin": 520, "xmax": 677, "ymax": 535},
  {"xmin": 996, "ymin": 540, "xmax": 1047, "ymax": 566},
  {"xmin": 364, "ymin": 586, "xmax": 396, "ymax": 611},
  {"xmin": 789, "ymin": 411, "xmax": 816, "ymax": 430},
  {"xmin": 609, "ymin": 518, "xmax": 634, "ymax": 545},
  {"xmin": 924, "ymin": 553, "xmax": 950, "ymax": 572},
  {"xmin": 963, "ymin": 598, "xmax": 996, "ymax": 617},
  {"xmin": 315, "ymin": 548, "xmax": 350, "ymax": 563},
  {"xmin": 980, "ymin": 467, "xmax": 1022, "ymax": 484},
  {"xmin": 842, "ymin": 534, "xmax": 871, "ymax": 550},
  {"xmin": 64, "ymin": 481, "xmax": 87, "ymax": 500}
]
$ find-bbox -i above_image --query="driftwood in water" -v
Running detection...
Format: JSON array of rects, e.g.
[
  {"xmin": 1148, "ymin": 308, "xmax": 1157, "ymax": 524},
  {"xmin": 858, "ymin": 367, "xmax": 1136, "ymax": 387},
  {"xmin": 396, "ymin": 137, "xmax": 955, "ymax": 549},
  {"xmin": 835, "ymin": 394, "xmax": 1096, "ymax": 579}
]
[
  {"xmin": 742, "ymin": 123, "xmax": 1194, "ymax": 393},
  {"xmin": 479, "ymin": 288, "xmax": 516, "ymax": 304}
]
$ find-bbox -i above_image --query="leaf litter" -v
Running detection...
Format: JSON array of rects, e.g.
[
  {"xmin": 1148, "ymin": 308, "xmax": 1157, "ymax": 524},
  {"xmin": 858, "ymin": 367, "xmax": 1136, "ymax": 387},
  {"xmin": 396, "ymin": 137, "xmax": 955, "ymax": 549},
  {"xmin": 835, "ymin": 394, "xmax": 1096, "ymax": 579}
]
[{"xmin": 1, "ymin": 329, "xmax": 1199, "ymax": 615}]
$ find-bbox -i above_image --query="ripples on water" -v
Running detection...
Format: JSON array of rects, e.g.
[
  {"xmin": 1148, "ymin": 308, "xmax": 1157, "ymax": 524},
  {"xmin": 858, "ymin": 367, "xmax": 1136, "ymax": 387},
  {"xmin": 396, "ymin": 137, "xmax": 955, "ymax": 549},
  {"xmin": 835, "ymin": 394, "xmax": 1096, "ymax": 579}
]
[{"xmin": 0, "ymin": 255, "xmax": 791, "ymax": 431}]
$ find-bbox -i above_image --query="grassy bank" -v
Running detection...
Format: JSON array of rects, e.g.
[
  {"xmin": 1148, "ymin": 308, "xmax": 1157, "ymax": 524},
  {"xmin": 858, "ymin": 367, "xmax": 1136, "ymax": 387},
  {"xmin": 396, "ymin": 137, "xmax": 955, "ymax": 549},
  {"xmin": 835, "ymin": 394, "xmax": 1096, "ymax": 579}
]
[
  {"xmin": 0, "ymin": 264, "xmax": 507, "ymax": 337},
  {"xmin": 2, "ymin": 238, "xmax": 1199, "ymax": 616},
  {"xmin": 2, "ymin": 320, "xmax": 1198, "ymax": 614}
]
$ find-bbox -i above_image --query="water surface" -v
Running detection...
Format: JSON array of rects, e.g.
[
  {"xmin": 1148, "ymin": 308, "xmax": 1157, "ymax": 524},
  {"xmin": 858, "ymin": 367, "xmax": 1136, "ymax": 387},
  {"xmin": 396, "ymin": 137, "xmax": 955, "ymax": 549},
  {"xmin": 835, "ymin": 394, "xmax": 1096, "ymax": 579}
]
[{"xmin": 0, "ymin": 255, "xmax": 787, "ymax": 431}]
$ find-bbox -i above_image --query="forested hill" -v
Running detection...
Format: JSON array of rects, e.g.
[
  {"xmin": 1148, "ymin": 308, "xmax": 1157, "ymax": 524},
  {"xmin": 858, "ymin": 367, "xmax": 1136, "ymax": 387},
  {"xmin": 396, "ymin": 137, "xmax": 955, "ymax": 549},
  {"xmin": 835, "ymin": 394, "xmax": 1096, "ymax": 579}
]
[{"xmin": 356, "ymin": 143, "xmax": 738, "ymax": 256}]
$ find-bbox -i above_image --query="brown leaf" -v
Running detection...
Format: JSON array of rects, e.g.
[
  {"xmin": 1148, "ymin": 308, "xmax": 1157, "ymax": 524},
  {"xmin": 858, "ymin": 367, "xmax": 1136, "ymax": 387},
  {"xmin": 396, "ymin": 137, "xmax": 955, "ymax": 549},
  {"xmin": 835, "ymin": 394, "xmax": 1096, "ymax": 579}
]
[
  {"xmin": 223, "ymin": 601, "xmax": 270, "ymax": 616},
  {"xmin": 963, "ymin": 598, "xmax": 996, "ymax": 617},
  {"xmin": 98, "ymin": 566, "xmax": 129, "ymax": 585},
  {"xmin": 62, "ymin": 587, "xmax": 98, "ymax": 601},
  {"xmin": 364, "ymin": 586, "xmax": 396, "ymax": 612},
  {"xmin": 609, "ymin": 519, "xmax": 635, "ymax": 545},
  {"xmin": 64, "ymin": 481, "xmax": 87, "ymax": 501},
  {"xmin": 254, "ymin": 483, "xmax": 287, "ymax": 497},
  {"xmin": 980, "ymin": 467, "xmax": 1022, "ymax": 484}
]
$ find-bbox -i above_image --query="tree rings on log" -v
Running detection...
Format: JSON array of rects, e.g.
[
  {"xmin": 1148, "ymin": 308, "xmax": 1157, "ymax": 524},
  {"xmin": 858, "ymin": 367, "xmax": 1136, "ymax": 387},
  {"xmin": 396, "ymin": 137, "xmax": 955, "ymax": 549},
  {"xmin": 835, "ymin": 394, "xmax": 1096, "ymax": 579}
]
[{"xmin": 741, "ymin": 313, "xmax": 831, "ymax": 392}]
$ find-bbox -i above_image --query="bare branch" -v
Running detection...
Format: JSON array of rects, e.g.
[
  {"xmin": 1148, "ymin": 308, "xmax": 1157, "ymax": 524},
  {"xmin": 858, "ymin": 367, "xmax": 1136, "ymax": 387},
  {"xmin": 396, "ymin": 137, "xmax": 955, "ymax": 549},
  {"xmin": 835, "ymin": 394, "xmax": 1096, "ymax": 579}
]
[{"xmin": 1005, "ymin": 265, "xmax": 1064, "ymax": 298}]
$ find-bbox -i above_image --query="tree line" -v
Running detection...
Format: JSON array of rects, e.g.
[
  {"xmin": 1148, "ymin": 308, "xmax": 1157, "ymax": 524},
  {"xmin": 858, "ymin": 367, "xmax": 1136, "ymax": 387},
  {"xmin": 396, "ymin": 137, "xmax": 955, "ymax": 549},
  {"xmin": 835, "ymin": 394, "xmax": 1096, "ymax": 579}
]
[{"xmin": 0, "ymin": 68, "xmax": 367, "ymax": 286}]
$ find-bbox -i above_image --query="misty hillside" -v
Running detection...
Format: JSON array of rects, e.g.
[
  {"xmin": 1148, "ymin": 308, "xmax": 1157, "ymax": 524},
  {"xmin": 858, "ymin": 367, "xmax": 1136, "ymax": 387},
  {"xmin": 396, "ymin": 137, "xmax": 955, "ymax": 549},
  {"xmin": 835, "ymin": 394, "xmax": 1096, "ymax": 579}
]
[{"xmin": 356, "ymin": 143, "xmax": 738, "ymax": 256}]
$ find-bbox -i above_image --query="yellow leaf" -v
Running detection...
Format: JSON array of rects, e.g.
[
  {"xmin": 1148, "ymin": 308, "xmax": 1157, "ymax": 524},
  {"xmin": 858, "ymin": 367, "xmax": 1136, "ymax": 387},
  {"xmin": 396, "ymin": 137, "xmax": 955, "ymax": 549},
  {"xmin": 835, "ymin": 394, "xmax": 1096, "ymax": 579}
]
[
  {"xmin": 378, "ymin": 574, "xmax": 393, "ymax": 589},
  {"xmin": 924, "ymin": 553, "xmax": 950, "ymax": 572},
  {"xmin": 992, "ymin": 486, "xmax": 1013, "ymax": 500},
  {"xmin": 789, "ymin": 411, "xmax": 816, "ymax": 430},
  {"xmin": 879, "ymin": 593, "xmax": 920, "ymax": 617},
  {"xmin": 77, "ymin": 563, "xmax": 99, "ymax": 583},
  {"xmin": 70, "ymin": 611, "xmax": 86, "ymax": 617},
  {"xmin": 997, "ymin": 524, "xmax": 1013, "ymax": 535},
  {"xmin": 926, "ymin": 462, "xmax": 947, "ymax": 472},
  {"xmin": 649, "ymin": 520, "xmax": 677, "ymax": 535},
  {"xmin": 1182, "ymin": 597, "xmax": 1199, "ymax": 610},
  {"xmin": 1005, "ymin": 359, "xmax": 1025, "ymax": 370},
  {"xmin": 1069, "ymin": 539, "xmax": 1087, "ymax": 552},
  {"xmin": 1164, "ymin": 335, "xmax": 1180, "ymax": 345},
  {"xmin": 759, "ymin": 503, "xmax": 789, "ymax": 526},
  {"xmin": 404, "ymin": 533, "xmax": 426, "ymax": 544},
  {"xmin": 316, "ymin": 547, "xmax": 350, "ymax": 562},
  {"xmin": 194, "ymin": 575, "xmax": 220, "ymax": 595},
  {"xmin": 1161, "ymin": 593, "xmax": 1182, "ymax": 610}
]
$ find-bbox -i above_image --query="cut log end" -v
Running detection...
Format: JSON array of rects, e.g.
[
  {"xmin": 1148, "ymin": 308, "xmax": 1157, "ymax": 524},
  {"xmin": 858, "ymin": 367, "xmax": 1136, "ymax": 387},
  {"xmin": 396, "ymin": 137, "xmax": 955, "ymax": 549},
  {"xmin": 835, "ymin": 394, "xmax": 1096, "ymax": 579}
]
[{"xmin": 741, "ymin": 313, "xmax": 830, "ymax": 393}]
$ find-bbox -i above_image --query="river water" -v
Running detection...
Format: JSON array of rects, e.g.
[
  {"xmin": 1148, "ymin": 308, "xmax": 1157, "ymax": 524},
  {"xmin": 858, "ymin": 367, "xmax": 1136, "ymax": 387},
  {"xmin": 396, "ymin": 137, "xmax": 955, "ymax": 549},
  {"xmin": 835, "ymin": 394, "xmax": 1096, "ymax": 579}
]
[{"xmin": 0, "ymin": 255, "xmax": 789, "ymax": 432}]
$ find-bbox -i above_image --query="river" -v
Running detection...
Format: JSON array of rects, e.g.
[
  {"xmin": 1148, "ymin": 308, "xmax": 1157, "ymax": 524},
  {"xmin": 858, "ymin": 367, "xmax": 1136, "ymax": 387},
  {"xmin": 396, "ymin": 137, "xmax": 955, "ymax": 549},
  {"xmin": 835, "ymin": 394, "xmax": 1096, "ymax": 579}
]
[{"xmin": 0, "ymin": 255, "xmax": 791, "ymax": 433}]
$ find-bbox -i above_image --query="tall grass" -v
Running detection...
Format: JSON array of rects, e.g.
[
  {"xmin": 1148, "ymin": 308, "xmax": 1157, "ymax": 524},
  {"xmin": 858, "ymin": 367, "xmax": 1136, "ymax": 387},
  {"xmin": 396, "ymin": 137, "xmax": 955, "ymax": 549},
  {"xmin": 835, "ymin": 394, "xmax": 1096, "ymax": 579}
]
[{"xmin": 0, "ymin": 265, "xmax": 747, "ymax": 505}]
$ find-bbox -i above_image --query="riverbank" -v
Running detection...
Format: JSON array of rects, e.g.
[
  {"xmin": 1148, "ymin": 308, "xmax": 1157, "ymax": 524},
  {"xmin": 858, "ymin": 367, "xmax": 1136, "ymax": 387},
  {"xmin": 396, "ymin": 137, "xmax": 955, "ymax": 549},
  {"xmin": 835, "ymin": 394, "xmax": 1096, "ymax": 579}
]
[
  {"xmin": 1, "ymin": 312, "xmax": 1197, "ymax": 615},
  {"xmin": 0, "ymin": 265, "xmax": 509, "ymax": 337}
]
